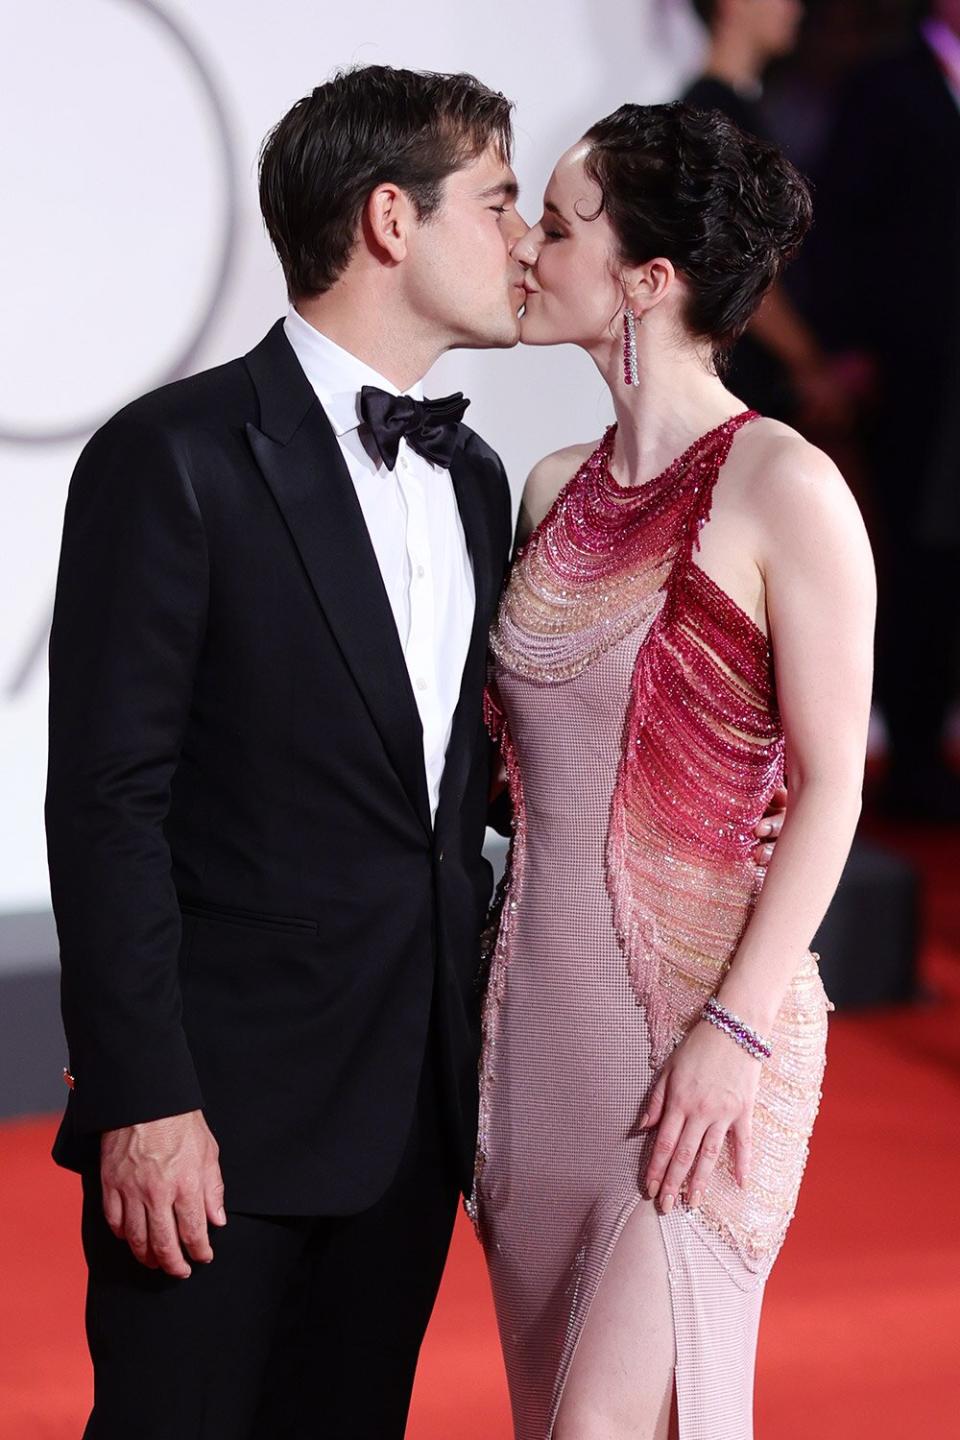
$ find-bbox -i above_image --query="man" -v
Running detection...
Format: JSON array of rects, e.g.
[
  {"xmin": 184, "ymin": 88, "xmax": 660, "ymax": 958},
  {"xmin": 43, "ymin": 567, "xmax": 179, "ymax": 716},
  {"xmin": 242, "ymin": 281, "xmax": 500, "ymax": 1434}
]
[
  {"xmin": 684, "ymin": 0, "xmax": 851, "ymax": 431},
  {"xmin": 46, "ymin": 65, "xmax": 524, "ymax": 1438},
  {"xmin": 807, "ymin": 0, "xmax": 960, "ymax": 819}
]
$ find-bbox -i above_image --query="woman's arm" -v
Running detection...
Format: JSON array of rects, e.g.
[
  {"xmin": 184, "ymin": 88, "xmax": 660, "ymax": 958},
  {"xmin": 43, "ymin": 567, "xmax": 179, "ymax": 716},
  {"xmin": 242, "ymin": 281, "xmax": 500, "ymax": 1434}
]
[
  {"xmin": 642, "ymin": 436, "xmax": 875, "ymax": 1212},
  {"xmin": 715, "ymin": 437, "xmax": 876, "ymax": 1030}
]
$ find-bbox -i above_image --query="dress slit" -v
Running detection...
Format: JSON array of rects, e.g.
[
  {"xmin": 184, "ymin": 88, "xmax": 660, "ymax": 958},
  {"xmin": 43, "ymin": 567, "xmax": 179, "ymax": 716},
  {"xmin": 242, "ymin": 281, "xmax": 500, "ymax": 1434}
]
[
  {"xmin": 547, "ymin": 1192, "xmax": 644, "ymax": 1436},
  {"xmin": 548, "ymin": 1191, "xmax": 682, "ymax": 1440}
]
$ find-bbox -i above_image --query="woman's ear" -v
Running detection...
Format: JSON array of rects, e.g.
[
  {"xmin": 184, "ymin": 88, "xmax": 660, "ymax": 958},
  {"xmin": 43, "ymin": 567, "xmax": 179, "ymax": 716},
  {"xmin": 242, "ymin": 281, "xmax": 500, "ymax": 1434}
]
[{"xmin": 624, "ymin": 255, "xmax": 676, "ymax": 315}]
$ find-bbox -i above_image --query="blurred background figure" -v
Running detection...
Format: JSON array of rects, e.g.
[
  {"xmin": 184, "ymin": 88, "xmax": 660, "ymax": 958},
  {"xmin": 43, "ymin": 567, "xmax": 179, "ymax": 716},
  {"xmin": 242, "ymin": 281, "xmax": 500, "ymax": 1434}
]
[
  {"xmin": 806, "ymin": 0, "xmax": 960, "ymax": 820},
  {"xmin": 683, "ymin": 0, "xmax": 860, "ymax": 432}
]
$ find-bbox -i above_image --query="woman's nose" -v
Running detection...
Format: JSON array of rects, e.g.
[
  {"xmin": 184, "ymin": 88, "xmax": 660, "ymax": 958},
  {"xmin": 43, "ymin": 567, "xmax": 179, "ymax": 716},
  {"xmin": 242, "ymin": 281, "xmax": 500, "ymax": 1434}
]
[{"xmin": 511, "ymin": 223, "xmax": 540, "ymax": 265}]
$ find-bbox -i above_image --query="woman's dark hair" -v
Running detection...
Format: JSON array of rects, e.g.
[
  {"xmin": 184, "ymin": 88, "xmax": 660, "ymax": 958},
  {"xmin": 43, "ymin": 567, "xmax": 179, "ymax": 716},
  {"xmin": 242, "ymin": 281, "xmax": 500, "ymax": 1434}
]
[
  {"xmin": 582, "ymin": 102, "xmax": 813, "ymax": 361},
  {"xmin": 259, "ymin": 65, "xmax": 514, "ymax": 299}
]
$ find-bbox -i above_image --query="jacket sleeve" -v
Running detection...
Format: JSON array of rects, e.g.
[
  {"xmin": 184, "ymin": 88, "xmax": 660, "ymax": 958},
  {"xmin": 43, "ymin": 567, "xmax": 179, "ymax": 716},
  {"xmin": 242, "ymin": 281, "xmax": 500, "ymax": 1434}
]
[{"xmin": 45, "ymin": 412, "xmax": 209, "ymax": 1134}]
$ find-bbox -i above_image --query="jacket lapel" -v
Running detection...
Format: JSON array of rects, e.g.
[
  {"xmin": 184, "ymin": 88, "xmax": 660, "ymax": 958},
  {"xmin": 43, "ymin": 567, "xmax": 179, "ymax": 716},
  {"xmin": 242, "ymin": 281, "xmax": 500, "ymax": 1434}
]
[{"xmin": 244, "ymin": 322, "xmax": 432, "ymax": 837}]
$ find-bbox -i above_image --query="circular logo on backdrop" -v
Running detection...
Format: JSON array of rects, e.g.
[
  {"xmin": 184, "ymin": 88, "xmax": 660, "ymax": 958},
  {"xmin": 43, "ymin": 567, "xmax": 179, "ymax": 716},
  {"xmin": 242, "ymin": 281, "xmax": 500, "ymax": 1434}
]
[{"xmin": 0, "ymin": 0, "xmax": 238, "ymax": 445}]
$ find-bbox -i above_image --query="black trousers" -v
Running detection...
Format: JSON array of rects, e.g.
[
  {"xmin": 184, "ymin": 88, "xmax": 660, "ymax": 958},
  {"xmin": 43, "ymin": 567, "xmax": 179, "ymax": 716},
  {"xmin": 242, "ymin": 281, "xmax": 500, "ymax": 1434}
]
[{"xmin": 79, "ymin": 1033, "xmax": 461, "ymax": 1439}]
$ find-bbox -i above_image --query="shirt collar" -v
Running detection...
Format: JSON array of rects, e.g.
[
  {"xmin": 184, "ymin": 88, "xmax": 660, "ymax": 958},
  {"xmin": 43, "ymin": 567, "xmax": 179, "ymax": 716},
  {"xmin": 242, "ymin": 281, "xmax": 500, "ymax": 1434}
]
[{"xmin": 283, "ymin": 304, "xmax": 425, "ymax": 438}]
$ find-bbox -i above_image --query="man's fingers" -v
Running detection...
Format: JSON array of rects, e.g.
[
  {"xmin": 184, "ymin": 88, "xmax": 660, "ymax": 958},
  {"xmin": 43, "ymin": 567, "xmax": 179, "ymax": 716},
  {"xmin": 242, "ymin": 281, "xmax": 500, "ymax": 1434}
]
[
  {"xmin": 204, "ymin": 1167, "xmax": 227, "ymax": 1229},
  {"xmin": 101, "ymin": 1182, "xmax": 124, "ymax": 1239},
  {"xmin": 756, "ymin": 786, "xmax": 788, "ymax": 840},
  {"xmin": 174, "ymin": 1195, "xmax": 214, "ymax": 1264},
  {"xmin": 146, "ymin": 1206, "xmax": 192, "ymax": 1279},
  {"xmin": 121, "ymin": 1196, "xmax": 159, "ymax": 1270}
]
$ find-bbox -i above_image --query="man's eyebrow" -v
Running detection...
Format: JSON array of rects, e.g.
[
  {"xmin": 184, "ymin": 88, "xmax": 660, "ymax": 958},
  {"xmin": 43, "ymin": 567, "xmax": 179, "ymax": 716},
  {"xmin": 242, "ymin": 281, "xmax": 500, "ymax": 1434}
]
[
  {"xmin": 544, "ymin": 199, "xmax": 570, "ymax": 224},
  {"xmin": 479, "ymin": 180, "xmax": 520, "ymax": 200}
]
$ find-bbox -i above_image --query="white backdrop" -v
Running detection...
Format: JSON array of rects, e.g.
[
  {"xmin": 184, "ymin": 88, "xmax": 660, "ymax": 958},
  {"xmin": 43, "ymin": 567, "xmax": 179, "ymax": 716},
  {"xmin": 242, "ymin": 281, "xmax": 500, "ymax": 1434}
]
[{"xmin": 1, "ymin": 0, "xmax": 704, "ymax": 912}]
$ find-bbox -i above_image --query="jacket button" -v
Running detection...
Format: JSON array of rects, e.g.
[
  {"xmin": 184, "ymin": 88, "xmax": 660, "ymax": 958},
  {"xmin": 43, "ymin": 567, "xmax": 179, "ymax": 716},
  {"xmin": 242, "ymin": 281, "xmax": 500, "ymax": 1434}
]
[
  {"xmin": 438, "ymin": 850, "xmax": 444, "ymax": 863},
  {"xmin": 63, "ymin": 1068, "xmax": 76, "ymax": 1090}
]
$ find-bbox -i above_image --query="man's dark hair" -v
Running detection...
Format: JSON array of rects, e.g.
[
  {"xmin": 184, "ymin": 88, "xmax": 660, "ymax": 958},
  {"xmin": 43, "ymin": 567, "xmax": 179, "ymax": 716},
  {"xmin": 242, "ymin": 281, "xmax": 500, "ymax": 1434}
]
[{"xmin": 259, "ymin": 65, "xmax": 514, "ymax": 300}]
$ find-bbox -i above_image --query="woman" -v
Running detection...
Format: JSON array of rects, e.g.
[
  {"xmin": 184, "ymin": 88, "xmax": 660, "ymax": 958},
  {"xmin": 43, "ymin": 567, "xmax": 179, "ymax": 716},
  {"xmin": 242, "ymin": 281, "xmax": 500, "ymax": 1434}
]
[{"xmin": 471, "ymin": 104, "xmax": 875, "ymax": 1440}]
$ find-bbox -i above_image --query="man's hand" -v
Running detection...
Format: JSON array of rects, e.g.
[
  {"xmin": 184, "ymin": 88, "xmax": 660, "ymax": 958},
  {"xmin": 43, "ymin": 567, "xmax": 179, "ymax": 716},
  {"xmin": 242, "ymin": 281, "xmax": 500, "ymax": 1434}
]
[
  {"xmin": 753, "ymin": 784, "xmax": 787, "ymax": 868},
  {"xmin": 100, "ymin": 1109, "xmax": 226, "ymax": 1278}
]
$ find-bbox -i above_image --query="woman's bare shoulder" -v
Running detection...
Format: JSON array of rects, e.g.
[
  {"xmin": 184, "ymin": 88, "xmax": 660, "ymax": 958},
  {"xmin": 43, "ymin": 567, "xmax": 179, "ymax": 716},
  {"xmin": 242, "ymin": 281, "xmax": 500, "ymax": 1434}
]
[
  {"xmin": 733, "ymin": 417, "xmax": 856, "ymax": 519},
  {"xmin": 734, "ymin": 417, "xmax": 872, "ymax": 569},
  {"xmin": 516, "ymin": 441, "xmax": 598, "ymax": 545}
]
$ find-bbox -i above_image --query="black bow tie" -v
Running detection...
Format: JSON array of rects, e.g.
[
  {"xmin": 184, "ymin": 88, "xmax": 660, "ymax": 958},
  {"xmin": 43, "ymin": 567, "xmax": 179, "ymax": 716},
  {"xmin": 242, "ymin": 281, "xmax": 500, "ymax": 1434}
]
[{"xmin": 359, "ymin": 385, "xmax": 470, "ymax": 472}]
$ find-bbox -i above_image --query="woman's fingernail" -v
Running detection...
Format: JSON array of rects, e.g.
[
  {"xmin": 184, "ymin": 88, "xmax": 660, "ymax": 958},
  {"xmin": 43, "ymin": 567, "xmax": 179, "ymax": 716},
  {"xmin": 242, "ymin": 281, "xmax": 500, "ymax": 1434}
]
[
  {"xmin": 638, "ymin": 1112, "xmax": 649, "ymax": 1129},
  {"xmin": 648, "ymin": 1179, "xmax": 660, "ymax": 1199},
  {"xmin": 762, "ymin": 845, "xmax": 773, "ymax": 860},
  {"xmin": 758, "ymin": 821, "xmax": 771, "ymax": 836},
  {"xmin": 690, "ymin": 1190, "xmax": 702, "ymax": 1209},
  {"xmin": 661, "ymin": 1193, "xmax": 675, "ymax": 1214},
  {"xmin": 216, "ymin": 1208, "xmax": 227, "ymax": 1226}
]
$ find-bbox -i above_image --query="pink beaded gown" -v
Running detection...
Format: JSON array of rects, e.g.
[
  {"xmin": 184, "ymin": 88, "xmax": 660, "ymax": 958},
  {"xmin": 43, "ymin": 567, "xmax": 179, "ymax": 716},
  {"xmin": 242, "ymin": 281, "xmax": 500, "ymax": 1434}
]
[{"xmin": 471, "ymin": 412, "xmax": 832, "ymax": 1439}]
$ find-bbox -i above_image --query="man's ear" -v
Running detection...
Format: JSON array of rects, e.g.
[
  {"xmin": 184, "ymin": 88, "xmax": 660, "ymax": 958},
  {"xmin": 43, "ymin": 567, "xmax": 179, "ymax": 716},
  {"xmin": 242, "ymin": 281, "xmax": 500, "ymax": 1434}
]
[{"xmin": 364, "ymin": 182, "xmax": 413, "ymax": 264}]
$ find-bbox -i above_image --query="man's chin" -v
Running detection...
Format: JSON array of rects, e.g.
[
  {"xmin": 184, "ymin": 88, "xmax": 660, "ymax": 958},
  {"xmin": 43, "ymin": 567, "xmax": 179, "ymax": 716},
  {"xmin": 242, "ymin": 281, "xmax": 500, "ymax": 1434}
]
[{"xmin": 455, "ymin": 316, "xmax": 523, "ymax": 352}]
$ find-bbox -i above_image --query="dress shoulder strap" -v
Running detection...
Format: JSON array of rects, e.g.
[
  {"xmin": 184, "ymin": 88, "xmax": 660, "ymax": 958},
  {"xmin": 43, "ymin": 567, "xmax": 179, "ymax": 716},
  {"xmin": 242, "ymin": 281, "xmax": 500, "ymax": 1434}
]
[{"xmin": 666, "ymin": 409, "xmax": 760, "ymax": 608}]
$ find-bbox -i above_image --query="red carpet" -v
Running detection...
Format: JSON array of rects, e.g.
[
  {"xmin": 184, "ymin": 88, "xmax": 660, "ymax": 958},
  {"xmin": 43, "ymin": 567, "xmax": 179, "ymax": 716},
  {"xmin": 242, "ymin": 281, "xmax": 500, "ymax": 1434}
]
[{"xmin": 2, "ymin": 825, "xmax": 958, "ymax": 1437}]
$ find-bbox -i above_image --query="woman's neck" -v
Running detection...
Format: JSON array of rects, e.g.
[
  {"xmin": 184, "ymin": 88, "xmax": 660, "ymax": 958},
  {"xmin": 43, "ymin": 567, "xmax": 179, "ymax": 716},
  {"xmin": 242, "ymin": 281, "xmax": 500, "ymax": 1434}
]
[{"xmin": 600, "ymin": 337, "xmax": 745, "ymax": 487}]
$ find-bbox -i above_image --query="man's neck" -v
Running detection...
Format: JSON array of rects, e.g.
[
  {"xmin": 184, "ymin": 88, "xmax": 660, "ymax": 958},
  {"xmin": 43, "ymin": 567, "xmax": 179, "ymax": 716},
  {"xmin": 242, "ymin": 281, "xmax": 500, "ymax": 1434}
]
[
  {"xmin": 294, "ymin": 286, "xmax": 440, "ymax": 393},
  {"xmin": 702, "ymin": 30, "xmax": 767, "ymax": 96}
]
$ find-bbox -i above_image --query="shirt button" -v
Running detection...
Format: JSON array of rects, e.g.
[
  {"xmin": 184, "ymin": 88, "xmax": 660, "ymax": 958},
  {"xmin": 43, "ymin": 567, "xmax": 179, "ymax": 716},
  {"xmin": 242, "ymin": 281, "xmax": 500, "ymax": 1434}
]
[
  {"xmin": 416, "ymin": 564, "xmax": 425, "ymax": 579},
  {"xmin": 416, "ymin": 677, "xmax": 428, "ymax": 691}
]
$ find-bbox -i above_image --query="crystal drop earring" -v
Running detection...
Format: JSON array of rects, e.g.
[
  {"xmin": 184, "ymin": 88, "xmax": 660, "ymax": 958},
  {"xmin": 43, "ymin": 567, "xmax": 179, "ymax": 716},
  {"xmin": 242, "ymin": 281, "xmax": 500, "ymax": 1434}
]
[{"xmin": 622, "ymin": 306, "xmax": 641, "ymax": 387}]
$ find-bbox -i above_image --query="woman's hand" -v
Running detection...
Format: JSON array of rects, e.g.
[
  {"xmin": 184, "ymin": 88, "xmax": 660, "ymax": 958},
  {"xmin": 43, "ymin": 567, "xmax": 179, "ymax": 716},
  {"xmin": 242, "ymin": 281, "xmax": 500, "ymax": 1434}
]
[{"xmin": 640, "ymin": 1021, "xmax": 762, "ymax": 1212}]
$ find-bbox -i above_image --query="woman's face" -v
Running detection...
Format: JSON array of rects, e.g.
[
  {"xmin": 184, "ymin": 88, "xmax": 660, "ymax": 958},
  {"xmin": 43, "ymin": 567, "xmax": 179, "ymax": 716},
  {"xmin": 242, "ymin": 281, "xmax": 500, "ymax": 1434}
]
[{"xmin": 515, "ymin": 143, "xmax": 626, "ymax": 353}]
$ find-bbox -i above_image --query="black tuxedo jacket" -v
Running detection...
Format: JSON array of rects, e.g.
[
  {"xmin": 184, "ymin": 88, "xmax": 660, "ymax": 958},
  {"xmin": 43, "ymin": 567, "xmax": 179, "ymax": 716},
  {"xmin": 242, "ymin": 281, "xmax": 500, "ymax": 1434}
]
[{"xmin": 46, "ymin": 321, "xmax": 512, "ymax": 1213}]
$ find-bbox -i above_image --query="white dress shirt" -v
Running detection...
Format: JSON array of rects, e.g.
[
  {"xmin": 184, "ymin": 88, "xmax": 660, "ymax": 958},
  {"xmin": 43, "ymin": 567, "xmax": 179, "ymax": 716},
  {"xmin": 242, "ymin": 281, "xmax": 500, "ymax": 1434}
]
[{"xmin": 283, "ymin": 306, "xmax": 475, "ymax": 823}]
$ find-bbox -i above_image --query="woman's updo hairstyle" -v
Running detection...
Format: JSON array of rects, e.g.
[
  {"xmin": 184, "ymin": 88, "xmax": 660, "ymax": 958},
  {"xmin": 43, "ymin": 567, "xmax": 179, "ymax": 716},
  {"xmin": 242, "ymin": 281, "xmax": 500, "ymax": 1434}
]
[{"xmin": 582, "ymin": 102, "xmax": 813, "ymax": 361}]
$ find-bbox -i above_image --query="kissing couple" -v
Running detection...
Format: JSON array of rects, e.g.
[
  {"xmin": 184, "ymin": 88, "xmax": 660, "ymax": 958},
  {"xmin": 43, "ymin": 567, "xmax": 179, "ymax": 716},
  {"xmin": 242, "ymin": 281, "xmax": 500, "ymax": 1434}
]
[{"xmin": 47, "ymin": 63, "xmax": 873, "ymax": 1440}]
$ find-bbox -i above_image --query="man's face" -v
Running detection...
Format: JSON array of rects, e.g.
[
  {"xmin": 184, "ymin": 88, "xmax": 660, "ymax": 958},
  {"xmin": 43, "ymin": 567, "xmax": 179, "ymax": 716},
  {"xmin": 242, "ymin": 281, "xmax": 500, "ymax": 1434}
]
[{"xmin": 402, "ymin": 144, "xmax": 529, "ymax": 351}]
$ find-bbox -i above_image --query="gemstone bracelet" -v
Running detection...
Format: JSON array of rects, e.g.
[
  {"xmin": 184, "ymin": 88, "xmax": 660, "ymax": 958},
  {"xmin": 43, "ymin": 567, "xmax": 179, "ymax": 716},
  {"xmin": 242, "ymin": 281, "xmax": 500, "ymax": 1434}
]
[{"xmin": 701, "ymin": 996, "xmax": 773, "ymax": 1061}]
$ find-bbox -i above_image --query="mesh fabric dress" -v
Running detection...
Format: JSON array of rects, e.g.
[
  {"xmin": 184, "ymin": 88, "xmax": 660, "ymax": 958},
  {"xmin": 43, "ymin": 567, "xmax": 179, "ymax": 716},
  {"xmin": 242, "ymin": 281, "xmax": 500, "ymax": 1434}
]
[{"xmin": 470, "ymin": 413, "xmax": 831, "ymax": 1439}]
